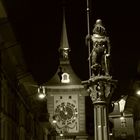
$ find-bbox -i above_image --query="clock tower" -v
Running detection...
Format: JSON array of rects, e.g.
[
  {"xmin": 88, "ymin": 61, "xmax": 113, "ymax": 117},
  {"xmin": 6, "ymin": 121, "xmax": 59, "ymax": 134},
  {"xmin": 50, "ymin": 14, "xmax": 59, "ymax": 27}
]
[{"xmin": 46, "ymin": 8, "xmax": 88, "ymax": 139}]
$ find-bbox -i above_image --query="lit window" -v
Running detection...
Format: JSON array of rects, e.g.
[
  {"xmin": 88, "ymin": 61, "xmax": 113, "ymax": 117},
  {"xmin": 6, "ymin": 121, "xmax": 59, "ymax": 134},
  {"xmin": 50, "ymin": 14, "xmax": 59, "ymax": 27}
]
[
  {"xmin": 119, "ymin": 99, "xmax": 126, "ymax": 112},
  {"xmin": 61, "ymin": 73, "xmax": 70, "ymax": 83}
]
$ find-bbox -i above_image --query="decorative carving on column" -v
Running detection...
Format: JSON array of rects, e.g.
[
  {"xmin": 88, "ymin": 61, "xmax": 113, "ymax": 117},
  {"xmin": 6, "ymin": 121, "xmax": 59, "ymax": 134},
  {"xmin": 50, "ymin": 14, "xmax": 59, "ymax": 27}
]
[{"xmin": 88, "ymin": 76, "xmax": 116, "ymax": 104}]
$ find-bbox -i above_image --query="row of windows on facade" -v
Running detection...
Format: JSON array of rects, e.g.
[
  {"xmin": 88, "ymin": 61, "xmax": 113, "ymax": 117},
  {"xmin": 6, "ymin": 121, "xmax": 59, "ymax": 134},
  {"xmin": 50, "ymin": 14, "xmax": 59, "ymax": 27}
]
[{"xmin": 0, "ymin": 74, "xmax": 45, "ymax": 140}]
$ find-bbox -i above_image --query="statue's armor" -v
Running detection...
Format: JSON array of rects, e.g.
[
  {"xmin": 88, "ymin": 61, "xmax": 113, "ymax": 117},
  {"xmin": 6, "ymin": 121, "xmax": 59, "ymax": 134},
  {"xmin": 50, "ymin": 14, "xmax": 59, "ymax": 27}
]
[{"xmin": 91, "ymin": 19, "xmax": 110, "ymax": 76}]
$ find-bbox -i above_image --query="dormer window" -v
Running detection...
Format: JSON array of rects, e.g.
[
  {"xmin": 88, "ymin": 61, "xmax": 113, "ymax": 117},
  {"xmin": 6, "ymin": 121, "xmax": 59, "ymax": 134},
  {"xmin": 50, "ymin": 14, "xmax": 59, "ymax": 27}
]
[{"xmin": 61, "ymin": 73, "xmax": 70, "ymax": 83}]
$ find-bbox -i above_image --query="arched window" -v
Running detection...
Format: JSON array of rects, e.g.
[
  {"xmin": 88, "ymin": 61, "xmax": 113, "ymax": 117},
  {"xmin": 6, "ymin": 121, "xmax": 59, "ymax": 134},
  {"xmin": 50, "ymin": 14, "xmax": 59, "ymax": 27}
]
[{"xmin": 61, "ymin": 73, "xmax": 70, "ymax": 83}]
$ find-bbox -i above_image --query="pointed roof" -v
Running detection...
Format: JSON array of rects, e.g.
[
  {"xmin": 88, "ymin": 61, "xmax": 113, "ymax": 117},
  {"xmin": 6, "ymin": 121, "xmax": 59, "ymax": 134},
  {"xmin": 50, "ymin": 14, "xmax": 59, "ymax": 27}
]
[
  {"xmin": 59, "ymin": 10, "xmax": 69, "ymax": 50},
  {"xmin": 46, "ymin": 9, "xmax": 82, "ymax": 88}
]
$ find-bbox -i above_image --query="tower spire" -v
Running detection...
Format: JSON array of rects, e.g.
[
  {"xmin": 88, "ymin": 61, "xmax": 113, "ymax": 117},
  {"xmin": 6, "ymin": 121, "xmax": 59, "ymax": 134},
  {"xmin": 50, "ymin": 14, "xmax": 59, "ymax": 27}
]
[
  {"xmin": 46, "ymin": 6, "xmax": 81, "ymax": 85},
  {"xmin": 59, "ymin": 7, "xmax": 70, "ymax": 62}
]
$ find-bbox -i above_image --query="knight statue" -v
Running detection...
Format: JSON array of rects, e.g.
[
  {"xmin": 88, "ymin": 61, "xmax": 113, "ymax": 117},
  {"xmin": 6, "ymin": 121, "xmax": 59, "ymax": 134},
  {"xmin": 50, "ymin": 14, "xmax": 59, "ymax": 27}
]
[{"xmin": 90, "ymin": 19, "xmax": 111, "ymax": 77}]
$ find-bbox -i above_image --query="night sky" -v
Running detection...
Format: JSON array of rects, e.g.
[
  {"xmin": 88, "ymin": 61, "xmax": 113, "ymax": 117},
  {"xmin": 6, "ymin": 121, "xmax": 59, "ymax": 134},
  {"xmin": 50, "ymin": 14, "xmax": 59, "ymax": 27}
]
[{"xmin": 3, "ymin": 0, "xmax": 140, "ymax": 98}]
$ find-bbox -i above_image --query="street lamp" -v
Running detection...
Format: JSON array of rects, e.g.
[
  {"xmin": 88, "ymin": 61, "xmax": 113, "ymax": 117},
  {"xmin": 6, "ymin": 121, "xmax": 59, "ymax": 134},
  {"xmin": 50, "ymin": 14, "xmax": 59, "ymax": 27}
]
[
  {"xmin": 52, "ymin": 115, "xmax": 57, "ymax": 124},
  {"xmin": 132, "ymin": 81, "xmax": 140, "ymax": 96},
  {"xmin": 38, "ymin": 86, "xmax": 46, "ymax": 99},
  {"xmin": 136, "ymin": 89, "xmax": 140, "ymax": 96},
  {"xmin": 60, "ymin": 131, "xmax": 64, "ymax": 137}
]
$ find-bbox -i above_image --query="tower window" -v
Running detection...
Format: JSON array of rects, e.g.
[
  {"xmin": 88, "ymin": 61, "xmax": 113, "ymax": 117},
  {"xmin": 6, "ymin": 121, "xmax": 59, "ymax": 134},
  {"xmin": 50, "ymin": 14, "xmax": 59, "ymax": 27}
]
[{"xmin": 61, "ymin": 73, "xmax": 70, "ymax": 83}]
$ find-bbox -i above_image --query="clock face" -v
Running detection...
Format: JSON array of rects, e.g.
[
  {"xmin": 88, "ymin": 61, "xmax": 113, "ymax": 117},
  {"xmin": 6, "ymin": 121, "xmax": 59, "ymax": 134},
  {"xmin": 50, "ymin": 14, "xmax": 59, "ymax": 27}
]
[
  {"xmin": 54, "ymin": 95, "xmax": 79, "ymax": 133},
  {"xmin": 55, "ymin": 102, "xmax": 77, "ymax": 124}
]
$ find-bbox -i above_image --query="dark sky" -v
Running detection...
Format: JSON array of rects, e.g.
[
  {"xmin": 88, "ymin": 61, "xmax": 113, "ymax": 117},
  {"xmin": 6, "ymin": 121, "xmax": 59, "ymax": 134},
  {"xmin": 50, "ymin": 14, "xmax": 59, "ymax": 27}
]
[{"xmin": 3, "ymin": 0, "xmax": 140, "ymax": 96}]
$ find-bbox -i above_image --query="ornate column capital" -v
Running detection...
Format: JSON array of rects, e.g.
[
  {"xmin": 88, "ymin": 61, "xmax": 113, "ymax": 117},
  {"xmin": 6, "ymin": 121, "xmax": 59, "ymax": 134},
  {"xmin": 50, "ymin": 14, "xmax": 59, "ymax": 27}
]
[{"xmin": 84, "ymin": 75, "xmax": 117, "ymax": 104}]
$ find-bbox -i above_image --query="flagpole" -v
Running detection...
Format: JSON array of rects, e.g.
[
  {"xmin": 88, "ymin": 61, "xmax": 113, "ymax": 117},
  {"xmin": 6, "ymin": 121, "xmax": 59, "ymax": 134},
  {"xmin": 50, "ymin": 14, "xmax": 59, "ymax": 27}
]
[{"xmin": 86, "ymin": 0, "xmax": 91, "ymax": 78}]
